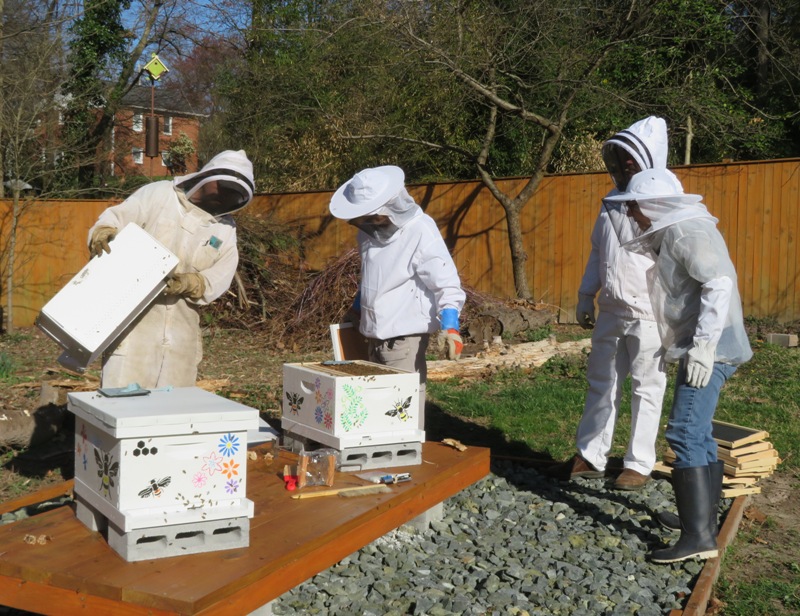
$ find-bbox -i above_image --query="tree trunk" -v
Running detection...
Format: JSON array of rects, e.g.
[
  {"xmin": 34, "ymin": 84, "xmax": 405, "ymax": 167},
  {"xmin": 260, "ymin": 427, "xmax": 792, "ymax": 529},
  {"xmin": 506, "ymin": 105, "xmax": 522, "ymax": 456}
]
[{"xmin": 505, "ymin": 205, "xmax": 532, "ymax": 300}]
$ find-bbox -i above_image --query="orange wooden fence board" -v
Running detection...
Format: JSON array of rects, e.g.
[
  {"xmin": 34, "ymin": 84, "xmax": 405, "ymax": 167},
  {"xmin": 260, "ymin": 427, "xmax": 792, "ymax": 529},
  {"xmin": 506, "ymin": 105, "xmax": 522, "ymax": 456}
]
[{"xmin": 3, "ymin": 159, "xmax": 799, "ymax": 329}]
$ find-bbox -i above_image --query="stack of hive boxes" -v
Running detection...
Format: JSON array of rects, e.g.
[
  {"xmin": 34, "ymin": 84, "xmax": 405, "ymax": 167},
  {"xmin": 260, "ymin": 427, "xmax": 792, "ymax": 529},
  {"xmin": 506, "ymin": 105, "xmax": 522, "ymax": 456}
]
[
  {"xmin": 658, "ymin": 420, "xmax": 780, "ymax": 497},
  {"xmin": 281, "ymin": 360, "xmax": 423, "ymax": 471}
]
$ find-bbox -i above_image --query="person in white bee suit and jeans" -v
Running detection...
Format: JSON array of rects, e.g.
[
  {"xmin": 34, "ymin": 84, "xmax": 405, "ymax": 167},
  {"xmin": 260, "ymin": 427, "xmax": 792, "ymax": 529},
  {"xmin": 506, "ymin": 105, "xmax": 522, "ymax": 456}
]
[
  {"xmin": 87, "ymin": 150, "xmax": 255, "ymax": 389},
  {"xmin": 605, "ymin": 167, "xmax": 752, "ymax": 563},
  {"xmin": 329, "ymin": 165, "xmax": 466, "ymax": 418},
  {"xmin": 548, "ymin": 117, "xmax": 668, "ymax": 491}
]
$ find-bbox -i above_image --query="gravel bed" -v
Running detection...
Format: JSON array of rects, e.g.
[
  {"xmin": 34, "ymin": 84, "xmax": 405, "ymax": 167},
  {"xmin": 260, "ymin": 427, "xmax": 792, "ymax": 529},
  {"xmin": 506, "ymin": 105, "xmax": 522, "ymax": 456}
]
[{"xmin": 272, "ymin": 459, "xmax": 727, "ymax": 615}]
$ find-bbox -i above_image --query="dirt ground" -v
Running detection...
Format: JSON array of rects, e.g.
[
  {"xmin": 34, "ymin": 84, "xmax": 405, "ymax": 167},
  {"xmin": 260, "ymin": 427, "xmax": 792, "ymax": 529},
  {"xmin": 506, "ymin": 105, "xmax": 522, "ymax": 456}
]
[{"xmin": 1, "ymin": 326, "xmax": 799, "ymax": 613}]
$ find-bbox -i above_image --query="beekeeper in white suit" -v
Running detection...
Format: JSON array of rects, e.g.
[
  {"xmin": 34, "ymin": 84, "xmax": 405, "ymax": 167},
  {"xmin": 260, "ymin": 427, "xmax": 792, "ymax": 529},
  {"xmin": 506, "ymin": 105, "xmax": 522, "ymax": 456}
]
[
  {"xmin": 605, "ymin": 168, "xmax": 752, "ymax": 563},
  {"xmin": 549, "ymin": 117, "xmax": 668, "ymax": 491},
  {"xmin": 87, "ymin": 150, "xmax": 255, "ymax": 389},
  {"xmin": 329, "ymin": 165, "xmax": 466, "ymax": 416}
]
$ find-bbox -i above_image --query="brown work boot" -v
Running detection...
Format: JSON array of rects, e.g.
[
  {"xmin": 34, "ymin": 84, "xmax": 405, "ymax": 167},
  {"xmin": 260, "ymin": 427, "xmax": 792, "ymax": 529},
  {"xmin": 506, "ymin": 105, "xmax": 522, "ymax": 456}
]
[
  {"xmin": 613, "ymin": 468, "xmax": 651, "ymax": 491},
  {"xmin": 546, "ymin": 454, "xmax": 604, "ymax": 480}
]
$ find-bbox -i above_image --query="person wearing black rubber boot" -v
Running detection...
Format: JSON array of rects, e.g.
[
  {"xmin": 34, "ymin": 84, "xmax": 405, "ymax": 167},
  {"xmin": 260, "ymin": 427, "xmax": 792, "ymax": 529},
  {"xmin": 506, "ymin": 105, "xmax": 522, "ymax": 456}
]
[{"xmin": 604, "ymin": 168, "xmax": 752, "ymax": 564}]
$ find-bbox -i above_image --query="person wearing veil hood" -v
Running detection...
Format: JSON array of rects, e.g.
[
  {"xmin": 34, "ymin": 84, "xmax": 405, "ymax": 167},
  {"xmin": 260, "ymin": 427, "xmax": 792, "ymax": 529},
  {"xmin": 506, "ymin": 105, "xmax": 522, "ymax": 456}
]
[
  {"xmin": 605, "ymin": 168, "xmax": 752, "ymax": 564},
  {"xmin": 87, "ymin": 150, "xmax": 255, "ymax": 389},
  {"xmin": 548, "ymin": 117, "xmax": 668, "ymax": 491},
  {"xmin": 329, "ymin": 166, "xmax": 466, "ymax": 417}
]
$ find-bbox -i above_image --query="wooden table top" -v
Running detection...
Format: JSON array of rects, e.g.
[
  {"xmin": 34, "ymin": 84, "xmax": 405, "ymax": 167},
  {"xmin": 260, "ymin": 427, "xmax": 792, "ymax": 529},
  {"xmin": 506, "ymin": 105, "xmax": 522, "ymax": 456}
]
[{"xmin": 0, "ymin": 441, "xmax": 490, "ymax": 615}]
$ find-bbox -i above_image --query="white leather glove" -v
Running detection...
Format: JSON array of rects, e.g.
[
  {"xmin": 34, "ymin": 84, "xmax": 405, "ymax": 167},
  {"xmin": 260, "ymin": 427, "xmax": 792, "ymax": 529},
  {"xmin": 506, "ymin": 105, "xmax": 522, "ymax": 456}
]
[
  {"xmin": 89, "ymin": 226, "xmax": 117, "ymax": 258},
  {"xmin": 165, "ymin": 273, "xmax": 206, "ymax": 300},
  {"xmin": 576, "ymin": 294, "xmax": 596, "ymax": 329},
  {"xmin": 686, "ymin": 340, "xmax": 716, "ymax": 388}
]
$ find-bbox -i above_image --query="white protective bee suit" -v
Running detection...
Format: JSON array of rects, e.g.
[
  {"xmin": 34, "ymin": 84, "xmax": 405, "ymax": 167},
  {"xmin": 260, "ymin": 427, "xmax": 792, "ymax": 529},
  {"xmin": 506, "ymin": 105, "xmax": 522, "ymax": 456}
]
[
  {"xmin": 605, "ymin": 167, "xmax": 752, "ymax": 564},
  {"xmin": 574, "ymin": 117, "xmax": 669, "ymax": 477},
  {"xmin": 87, "ymin": 150, "xmax": 254, "ymax": 389},
  {"xmin": 330, "ymin": 166, "xmax": 466, "ymax": 417}
]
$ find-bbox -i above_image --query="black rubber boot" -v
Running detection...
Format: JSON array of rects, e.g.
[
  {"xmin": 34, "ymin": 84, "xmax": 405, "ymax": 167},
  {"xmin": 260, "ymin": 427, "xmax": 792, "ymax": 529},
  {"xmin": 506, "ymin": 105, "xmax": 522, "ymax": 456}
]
[
  {"xmin": 657, "ymin": 460, "xmax": 725, "ymax": 532},
  {"xmin": 650, "ymin": 465, "xmax": 719, "ymax": 564}
]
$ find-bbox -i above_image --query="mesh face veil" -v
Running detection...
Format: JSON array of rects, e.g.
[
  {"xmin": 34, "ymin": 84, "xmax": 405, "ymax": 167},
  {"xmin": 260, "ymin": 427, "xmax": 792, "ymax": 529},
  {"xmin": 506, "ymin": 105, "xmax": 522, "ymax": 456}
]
[
  {"xmin": 601, "ymin": 143, "xmax": 642, "ymax": 191},
  {"xmin": 603, "ymin": 169, "xmax": 706, "ymax": 254}
]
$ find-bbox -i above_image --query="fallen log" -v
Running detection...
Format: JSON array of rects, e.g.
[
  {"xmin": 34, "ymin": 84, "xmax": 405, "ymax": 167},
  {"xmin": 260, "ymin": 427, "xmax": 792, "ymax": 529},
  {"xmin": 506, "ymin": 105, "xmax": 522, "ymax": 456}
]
[
  {"xmin": 465, "ymin": 304, "xmax": 556, "ymax": 344},
  {"xmin": 426, "ymin": 337, "xmax": 592, "ymax": 381}
]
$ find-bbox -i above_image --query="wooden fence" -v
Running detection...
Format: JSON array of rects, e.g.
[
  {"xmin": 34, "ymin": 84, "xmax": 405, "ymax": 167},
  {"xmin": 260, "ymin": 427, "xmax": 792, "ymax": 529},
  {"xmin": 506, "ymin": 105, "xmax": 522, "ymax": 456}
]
[{"xmin": 1, "ymin": 158, "xmax": 799, "ymax": 330}]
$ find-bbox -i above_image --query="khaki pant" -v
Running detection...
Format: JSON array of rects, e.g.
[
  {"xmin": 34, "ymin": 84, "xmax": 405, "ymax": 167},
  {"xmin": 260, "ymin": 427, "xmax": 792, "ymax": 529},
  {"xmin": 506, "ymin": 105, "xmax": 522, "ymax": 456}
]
[{"xmin": 368, "ymin": 334, "xmax": 429, "ymax": 425}]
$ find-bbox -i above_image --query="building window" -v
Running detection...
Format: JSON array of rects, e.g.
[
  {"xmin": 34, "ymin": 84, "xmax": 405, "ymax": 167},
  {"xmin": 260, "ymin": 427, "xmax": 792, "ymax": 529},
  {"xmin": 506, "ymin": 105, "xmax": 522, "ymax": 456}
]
[
  {"xmin": 161, "ymin": 151, "xmax": 169, "ymax": 167},
  {"xmin": 162, "ymin": 116, "xmax": 172, "ymax": 136},
  {"xmin": 132, "ymin": 113, "xmax": 143, "ymax": 132},
  {"xmin": 132, "ymin": 148, "xmax": 144, "ymax": 165}
]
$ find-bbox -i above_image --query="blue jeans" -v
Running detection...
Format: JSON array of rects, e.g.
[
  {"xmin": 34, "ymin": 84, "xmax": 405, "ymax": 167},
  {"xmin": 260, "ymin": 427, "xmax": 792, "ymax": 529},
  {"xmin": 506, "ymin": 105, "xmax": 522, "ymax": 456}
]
[{"xmin": 665, "ymin": 361, "xmax": 737, "ymax": 468}]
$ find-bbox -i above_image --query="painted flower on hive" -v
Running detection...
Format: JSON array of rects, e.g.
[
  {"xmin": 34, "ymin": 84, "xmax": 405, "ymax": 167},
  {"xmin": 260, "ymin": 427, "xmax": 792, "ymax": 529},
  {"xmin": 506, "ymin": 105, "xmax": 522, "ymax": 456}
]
[
  {"xmin": 192, "ymin": 472, "xmax": 207, "ymax": 488},
  {"xmin": 202, "ymin": 451, "xmax": 223, "ymax": 476},
  {"xmin": 218, "ymin": 433, "xmax": 240, "ymax": 457},
  {"xmin": 222, "ymin": 459, "xmax": 240, "ymax": 479},
  {"xmin": 314, "ymin": 379, "xmax": 334, "ymax": 430},
  {"xmin": 225, "ymin": 479, "xmax": 240, "ymax": 494}
]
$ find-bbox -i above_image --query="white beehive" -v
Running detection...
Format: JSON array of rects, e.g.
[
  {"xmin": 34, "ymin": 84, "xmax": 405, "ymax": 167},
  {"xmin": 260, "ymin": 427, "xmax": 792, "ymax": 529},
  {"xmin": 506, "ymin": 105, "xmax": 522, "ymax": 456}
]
[
  {"xmin": 36, "ymin": 223, "xmax": 179, "ymax": 372},
  {"xmin": 282, "ymin": 361, "xmax": 423, "ymax": 450},
  {"xmin": 68, "ymin": 387, "xmax": 259, "ymax": 532}
]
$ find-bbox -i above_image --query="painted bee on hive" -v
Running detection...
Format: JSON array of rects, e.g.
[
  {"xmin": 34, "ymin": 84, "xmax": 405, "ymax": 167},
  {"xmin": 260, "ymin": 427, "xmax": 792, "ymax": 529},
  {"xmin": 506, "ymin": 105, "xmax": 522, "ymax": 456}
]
[
  {"xmin": 138, "ymin": 477, "xmax": 172, "ymax": 498},
  {"xmin": 386, "ymin": 396, "xmax": 413, "ymax": 422},
  {"xmin": 94, "ymin": 449, "xmax": 119, "ymax": 498},
  {"xmin": 286, "ymin": 392, "xmax": 304, "ymax": 415}
]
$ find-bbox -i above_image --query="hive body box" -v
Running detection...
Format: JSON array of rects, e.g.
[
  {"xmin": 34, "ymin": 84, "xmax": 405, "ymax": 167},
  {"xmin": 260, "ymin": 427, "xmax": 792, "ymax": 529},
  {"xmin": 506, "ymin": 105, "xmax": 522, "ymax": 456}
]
[
  {"xmin": 35, "ymin": 223, "xmax": 179, "ymax": 372},
  {"xmin": 282, "ymin": 361, "xmax": 423, "ymax": 450},
  {"xmin": 68, "ymin": 387, "xmax": 259, "ymax": 536}
]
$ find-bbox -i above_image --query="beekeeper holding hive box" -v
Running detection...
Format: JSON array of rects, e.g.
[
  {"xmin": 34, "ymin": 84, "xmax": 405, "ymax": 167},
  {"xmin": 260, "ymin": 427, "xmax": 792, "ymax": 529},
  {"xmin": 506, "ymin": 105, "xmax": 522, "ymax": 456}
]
[{"xmin": 87, "ymin": 150, "xmax": 255, "ymax": 389}]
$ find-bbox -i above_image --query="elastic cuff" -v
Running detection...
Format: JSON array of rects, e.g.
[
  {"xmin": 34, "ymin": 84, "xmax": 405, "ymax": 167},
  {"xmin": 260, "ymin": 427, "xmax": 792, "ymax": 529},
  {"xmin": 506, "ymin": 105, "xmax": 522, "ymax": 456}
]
[{"xmin": 439, "ymin": 308, "xmax": 459, "ymax": 330}]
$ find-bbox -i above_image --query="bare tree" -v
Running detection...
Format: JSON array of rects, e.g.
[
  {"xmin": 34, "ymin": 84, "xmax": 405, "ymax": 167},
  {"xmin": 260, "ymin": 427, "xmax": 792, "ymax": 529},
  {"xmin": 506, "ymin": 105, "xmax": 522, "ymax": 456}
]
[
  {"xmin": 332, "ymin": 1, "xmax": 759, "ymax": 298},
  {"xmin": 0, "ymin": 0, "xmax": 74, "ymax": 332}
]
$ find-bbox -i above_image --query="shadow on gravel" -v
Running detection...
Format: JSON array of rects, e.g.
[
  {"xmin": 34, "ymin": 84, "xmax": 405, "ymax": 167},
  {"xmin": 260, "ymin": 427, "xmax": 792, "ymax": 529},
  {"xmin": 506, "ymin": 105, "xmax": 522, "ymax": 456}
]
[{"xmin": 424, "ymin": 399, "xmax": 673, "ymax": 550}]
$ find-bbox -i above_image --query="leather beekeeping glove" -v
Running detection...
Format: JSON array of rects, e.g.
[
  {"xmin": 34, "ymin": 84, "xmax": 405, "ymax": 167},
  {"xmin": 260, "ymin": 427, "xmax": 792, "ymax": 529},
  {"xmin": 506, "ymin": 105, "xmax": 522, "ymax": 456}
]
[
  {"xmin": 89, "ymin": 226, "xmax": 118, "ymax": 258},
  {"xmin": 685, "ymin": 339, "xmax": 716, "ymax": 388},
  {"xmin": 438, "ymin": 308, "xmax": 463, "ymax": 360},
  {"xmin": 165, "ymin": 273, "xmax": 206, "ymax": 300},
  {"xmin": 441, "ymin": 329, "xmax": 464, "ymax": 360},
  {"xmin": 576, "ymin": 294, "xmax": 596, "ymax": 329}
]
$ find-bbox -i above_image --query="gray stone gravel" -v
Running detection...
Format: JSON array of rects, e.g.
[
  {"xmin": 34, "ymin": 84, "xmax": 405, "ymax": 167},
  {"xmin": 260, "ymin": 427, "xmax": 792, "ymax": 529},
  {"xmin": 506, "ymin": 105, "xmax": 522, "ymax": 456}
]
[{"xmin": 272, "ymin": 459, "xmax": 727, "ymax": 615}]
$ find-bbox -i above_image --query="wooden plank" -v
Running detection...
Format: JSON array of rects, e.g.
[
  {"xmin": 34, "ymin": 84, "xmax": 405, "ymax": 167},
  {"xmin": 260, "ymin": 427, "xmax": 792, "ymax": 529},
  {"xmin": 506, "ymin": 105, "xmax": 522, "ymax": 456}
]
[
  {"xmin": 781, "ymin": 162, "xmax": 800, "ymax": 321},
  {"xmin": 0, "ymin": 442, "xmax": 489, "ymax": 615},
  {"xmin": 0, "ymin": 480, "xmax": 74, "ymax": 516},
  {"xmin": 0, "ymin": 576, "xmax": 176, "ymax": 616},
  {"xmin": 712, "ymin": 420, "xmax": 769, "ymax": 448},
  {"xmin": 678, "ymin": 494, "xmax": 750, "ymax": 616}
]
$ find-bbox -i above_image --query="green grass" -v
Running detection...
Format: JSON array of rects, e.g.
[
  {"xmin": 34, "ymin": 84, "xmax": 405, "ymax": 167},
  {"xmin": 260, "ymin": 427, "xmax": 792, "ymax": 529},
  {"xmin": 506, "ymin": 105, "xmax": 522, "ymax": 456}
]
[
  {"xmin": 428, "ymin": 338, "xmax": 800, "ymax": 469},
  {"xmin": 715, "ymin": 574, "xmax": 800, "ymax": 615},
  {"xmin": 0, "ymin": 352, "xmax": 16, "ymax": 380}
]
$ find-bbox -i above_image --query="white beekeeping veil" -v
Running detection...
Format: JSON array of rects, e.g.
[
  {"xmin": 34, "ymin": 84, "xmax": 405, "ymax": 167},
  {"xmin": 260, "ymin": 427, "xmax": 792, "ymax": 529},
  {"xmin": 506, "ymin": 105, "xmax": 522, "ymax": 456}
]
[{"xmin": 603, "ymin": 168, "xmax": 712, "ymax": 253}]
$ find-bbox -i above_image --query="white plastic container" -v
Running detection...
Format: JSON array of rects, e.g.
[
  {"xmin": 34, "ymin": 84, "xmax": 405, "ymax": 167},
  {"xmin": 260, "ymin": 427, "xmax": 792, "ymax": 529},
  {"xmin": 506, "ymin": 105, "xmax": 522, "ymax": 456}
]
[
  {"xmin": 36, "ymin": 223, "xmax": 179, "ymax": 372},
  {"xmin": 281, "ymin": 361, "xmax": 423, "ymax": 450},
  {"xmin": 68, "ymin": 387, "xmax": 259, "ymax": 532}
]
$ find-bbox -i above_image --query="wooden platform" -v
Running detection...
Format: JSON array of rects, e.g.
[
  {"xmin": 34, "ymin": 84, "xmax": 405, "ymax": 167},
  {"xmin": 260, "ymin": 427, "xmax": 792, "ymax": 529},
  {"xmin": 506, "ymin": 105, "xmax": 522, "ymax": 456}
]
[{"xmin": 0, "ymin": 441, "xmax": 490, "ymax": 615}]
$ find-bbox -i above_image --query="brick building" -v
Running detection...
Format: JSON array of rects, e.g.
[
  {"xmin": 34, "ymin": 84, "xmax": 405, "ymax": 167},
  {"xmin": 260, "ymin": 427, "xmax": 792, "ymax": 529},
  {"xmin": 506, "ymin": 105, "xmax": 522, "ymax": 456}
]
[{"xmin": 111, "ymin": 84, "xmax": 206, "ymax": 179}]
